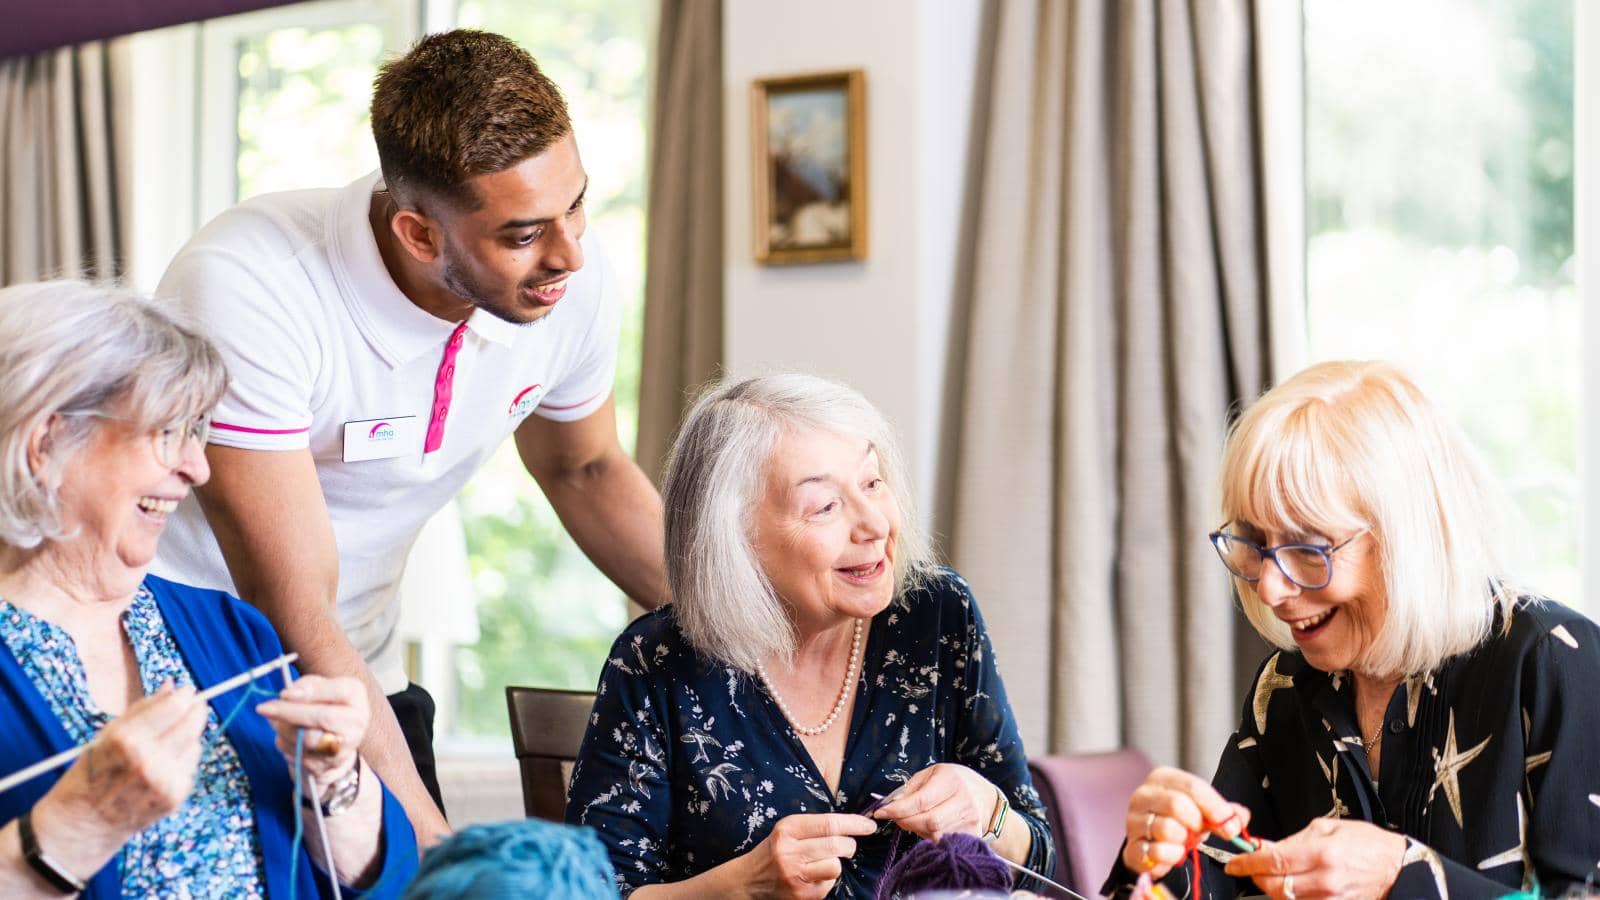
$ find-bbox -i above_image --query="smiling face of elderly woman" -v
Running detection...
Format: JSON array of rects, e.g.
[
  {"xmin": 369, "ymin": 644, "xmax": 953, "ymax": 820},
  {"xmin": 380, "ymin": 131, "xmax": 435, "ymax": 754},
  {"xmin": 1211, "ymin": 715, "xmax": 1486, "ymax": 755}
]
[
  {"xmin": 1223, "ymin": 520, "xmax": 1388, "ymax": 677},
  {"xmin": 1219, "ymin": 360, "xmax": 1518, "ymax": 681},
  {"xmin": 751, "ymin": 427, "xmax": 902, "ymax": 631},
  {"xmin": 43, "ymin": 412, "xmax": 211, "ymax": 584}
]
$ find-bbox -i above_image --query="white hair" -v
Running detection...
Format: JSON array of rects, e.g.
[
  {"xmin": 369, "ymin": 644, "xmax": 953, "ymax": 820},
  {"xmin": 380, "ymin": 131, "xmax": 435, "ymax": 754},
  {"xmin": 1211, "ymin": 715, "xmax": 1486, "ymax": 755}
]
[
  {"xmin": 662, "ymin": 373, "xmax": 936, "ymax": 672},
  {"xmin": 0, "ymin": 280, "xmax": 228, "ymax": 549},
  {"xmin": 1219, "ymin": 360, "xmax": 1522, "ymax": 678}
]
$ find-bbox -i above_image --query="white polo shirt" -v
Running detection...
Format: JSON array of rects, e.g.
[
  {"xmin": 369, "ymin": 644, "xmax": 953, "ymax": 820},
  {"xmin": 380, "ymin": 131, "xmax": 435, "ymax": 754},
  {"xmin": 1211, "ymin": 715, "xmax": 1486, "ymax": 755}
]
[{"xmin": 151, "ymin": 171, "xmax": 620, "ymax": 695}]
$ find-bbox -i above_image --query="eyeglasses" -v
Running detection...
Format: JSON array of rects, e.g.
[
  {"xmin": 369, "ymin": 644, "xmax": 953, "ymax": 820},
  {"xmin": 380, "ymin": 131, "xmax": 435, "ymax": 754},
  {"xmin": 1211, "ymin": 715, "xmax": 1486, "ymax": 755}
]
[
  {"xmin": 1208, "ymin": 527, "xmax": 1365, "ymax": 590},
  {"xmin": 57, "ymin": 412, "xmax": 210, "ymax": 468}
]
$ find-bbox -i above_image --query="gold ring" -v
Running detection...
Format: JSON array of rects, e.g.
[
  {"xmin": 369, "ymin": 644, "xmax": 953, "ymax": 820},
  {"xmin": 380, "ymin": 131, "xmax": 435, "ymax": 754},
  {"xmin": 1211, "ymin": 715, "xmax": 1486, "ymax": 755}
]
[
  {"xmin": 314, "ymin": 732, "xmax": 343, "ymax": 756},
  {"xmin": 1139, "ymin": 839, "xmax": 1154, "ymax": 870},
  {"xmin": 1144, "ymin": 811, "xmax": 1156, "ymax": 840}
]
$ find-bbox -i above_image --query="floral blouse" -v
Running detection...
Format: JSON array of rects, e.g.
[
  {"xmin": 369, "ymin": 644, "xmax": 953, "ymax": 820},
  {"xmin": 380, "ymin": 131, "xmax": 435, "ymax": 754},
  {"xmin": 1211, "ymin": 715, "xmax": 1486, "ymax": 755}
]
[
  {"xmin": 566, "ymin": 567, "xmax": 1054, "ymax": 897},
  {"xmin": 1102, "ymin": 595, "xmax": 1600, "ymax": 899},
  {"xmin": 0, "ymin": 587, "xmax": 267, "ymax": 898}
]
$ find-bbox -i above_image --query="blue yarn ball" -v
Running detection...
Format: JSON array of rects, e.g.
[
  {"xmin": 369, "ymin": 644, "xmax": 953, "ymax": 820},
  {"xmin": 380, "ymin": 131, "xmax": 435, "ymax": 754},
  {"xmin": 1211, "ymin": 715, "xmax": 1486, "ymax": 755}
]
[{"xmin": 400, "ymin": 819, "xmax": 620, "ymax": 899}]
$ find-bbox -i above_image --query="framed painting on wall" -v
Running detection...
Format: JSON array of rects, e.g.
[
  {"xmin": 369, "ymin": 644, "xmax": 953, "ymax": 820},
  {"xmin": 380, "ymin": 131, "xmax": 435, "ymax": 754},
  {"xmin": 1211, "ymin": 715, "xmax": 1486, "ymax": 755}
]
[{"xmin": 750, "ymin": 69, "xmax": 867, "ymax": 264}]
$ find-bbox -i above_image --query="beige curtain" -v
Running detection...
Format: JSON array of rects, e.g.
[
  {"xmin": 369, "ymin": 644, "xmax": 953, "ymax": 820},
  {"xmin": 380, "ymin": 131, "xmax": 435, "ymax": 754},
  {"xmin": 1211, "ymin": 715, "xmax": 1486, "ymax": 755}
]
[
  {"xmin": 636, "ymin": 0, "xmax": 724, "ymax": 483},
  {"xmin": 942, "ymin": 0, "xmax": 1279, "ymax": 774},
  {"xmin": 0, "ymin": 40, "xmax": 130, "ymax": 286}
]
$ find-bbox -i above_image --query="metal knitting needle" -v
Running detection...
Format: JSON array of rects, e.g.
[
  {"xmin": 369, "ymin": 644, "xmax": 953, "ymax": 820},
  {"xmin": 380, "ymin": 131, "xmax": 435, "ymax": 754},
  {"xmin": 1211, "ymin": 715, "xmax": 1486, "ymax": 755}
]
[
  {"xmin": 995, "ymin": 855, "xmax": 1092, "ymax": 900},
  {"xmin": 0, "ymin": 652, "xmax": 298, "ymax": 795}
]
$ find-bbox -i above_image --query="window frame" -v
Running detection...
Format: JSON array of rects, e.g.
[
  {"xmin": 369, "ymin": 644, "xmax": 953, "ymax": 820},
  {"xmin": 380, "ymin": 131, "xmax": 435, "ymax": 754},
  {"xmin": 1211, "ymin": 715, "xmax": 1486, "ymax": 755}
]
[{"xmin": 194, "ymin": 0, "xmax": 419, "ymax": 221}]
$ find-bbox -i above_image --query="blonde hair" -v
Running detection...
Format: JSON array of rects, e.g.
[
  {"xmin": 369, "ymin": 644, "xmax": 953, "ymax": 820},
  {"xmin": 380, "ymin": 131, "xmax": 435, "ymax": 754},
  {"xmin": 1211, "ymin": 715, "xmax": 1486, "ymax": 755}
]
[
  {"xmin": 662, "ymin": 373, "xmax": 936, "ymax": 672},
  {"xmin": 1219, "ymin": 360, "xmax": 1519, "ymax": 678}
]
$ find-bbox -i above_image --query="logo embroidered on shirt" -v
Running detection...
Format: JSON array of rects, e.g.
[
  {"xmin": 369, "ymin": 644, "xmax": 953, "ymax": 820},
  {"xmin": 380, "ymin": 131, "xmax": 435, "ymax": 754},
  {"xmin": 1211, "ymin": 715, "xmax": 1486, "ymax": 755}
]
[{"xmin": 508, "ymin": 384, "xmax": 545, "ymax": 418}]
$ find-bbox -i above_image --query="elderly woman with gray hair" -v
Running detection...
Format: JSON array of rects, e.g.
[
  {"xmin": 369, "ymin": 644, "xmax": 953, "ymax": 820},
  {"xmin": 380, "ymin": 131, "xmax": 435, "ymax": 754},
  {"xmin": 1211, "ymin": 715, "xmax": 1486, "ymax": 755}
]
[
  {"xmin": 0, "ymin": 281, "xmax": 416, "ymax": 898},
  {"xmin": 566, "ymin": 374, "xmax": 1054, "ymax": 898}
]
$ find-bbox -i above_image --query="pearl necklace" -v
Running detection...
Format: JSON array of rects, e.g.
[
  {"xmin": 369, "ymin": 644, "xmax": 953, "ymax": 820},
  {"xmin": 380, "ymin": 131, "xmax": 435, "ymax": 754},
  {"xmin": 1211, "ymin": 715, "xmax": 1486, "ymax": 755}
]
[{"xmin": 757, "ymin": 618, "xmax": 863, "ymax": 736}]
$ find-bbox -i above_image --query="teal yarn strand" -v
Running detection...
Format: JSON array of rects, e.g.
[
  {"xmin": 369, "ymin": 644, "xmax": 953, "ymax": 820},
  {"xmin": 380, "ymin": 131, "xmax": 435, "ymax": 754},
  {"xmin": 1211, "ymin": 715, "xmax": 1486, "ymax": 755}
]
[
  {"xmin": 400, "ymin": 819, "xmax": 621, "ymax": 899},
  {"xmin": 289, "ymin": 729, "xmax": 307, "ymax": 900}
]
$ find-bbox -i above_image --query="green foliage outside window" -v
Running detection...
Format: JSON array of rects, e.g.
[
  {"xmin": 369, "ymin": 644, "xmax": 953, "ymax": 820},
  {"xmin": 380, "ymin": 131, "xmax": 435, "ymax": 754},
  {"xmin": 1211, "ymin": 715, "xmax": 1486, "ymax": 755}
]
[{"xmin": 1306, "ymin": 0, "xmax": 1578, "ymax": 600}]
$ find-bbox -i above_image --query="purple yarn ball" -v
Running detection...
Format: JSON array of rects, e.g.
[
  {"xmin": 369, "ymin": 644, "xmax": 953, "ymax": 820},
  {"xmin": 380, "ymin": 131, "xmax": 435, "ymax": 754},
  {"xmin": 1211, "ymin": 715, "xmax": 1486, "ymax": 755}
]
[{"xmin": 874, "ymin": 832, "xmax": 1013, "ymax": 899}]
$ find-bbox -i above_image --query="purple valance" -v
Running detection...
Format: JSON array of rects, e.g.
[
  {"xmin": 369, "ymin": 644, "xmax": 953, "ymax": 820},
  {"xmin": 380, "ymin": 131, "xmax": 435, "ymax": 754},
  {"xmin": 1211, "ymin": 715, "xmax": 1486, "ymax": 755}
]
[{"xmin": 2, "ymin": 0, "xmax": 300, "ymax": 59}]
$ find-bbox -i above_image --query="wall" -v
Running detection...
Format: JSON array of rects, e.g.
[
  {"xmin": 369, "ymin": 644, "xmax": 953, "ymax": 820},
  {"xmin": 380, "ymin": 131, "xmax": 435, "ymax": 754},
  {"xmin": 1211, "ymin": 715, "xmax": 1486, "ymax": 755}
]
[{"xmin": 723, "ymin": 0, "xmax": 982, "ymax": 532}]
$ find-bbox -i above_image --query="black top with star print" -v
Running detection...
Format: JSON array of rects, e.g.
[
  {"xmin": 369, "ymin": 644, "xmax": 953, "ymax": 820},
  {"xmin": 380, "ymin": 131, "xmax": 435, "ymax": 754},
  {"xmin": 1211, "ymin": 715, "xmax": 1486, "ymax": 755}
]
[{"xmin": 1104, "ymin": 595, "xmax": 1600, "ymax": 899}]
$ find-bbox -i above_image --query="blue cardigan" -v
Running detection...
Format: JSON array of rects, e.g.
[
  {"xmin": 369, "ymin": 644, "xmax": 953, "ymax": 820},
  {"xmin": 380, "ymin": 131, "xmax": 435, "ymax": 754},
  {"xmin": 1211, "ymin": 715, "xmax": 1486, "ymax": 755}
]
[{"xmin": 0, "ymin": 574, "xmax": 418, "ymax": 898}]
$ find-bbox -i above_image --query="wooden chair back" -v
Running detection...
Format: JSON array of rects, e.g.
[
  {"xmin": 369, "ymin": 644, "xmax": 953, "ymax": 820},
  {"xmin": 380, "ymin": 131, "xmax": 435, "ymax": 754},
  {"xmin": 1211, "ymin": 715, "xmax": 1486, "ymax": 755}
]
[{"xmin": 505, "ymin": 685, "xmax": 597, "ymax": 821}]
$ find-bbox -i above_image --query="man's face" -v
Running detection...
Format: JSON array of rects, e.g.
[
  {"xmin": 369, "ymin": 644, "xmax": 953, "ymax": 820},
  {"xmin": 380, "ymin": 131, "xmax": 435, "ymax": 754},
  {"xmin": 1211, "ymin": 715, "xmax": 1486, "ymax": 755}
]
[{"xmin": 434, "ymin": 132, "xmax": 588, "ymax": 324}]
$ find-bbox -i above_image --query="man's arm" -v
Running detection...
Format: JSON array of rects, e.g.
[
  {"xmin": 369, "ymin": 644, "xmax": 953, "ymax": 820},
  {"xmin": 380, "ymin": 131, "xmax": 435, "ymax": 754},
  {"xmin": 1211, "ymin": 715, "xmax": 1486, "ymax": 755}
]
[
  {"xmin": 192, "ymin": 444, "xmax": 451, "ymax": 847},
  {"xmin": 514, "ymin": 395, "xmax": 670, "ymax": 608}
]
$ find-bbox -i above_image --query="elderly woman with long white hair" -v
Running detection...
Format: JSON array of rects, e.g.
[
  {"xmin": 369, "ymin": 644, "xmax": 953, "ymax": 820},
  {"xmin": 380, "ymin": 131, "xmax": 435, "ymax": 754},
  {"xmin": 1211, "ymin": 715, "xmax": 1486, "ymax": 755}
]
[
  {"xmin": 1104, "ymin": 361, "xmax": 1600, "ymax": 899},
  {"xmin": 565, "ymin": 374, "xmax": 1054, "ymax": 898},
  {"xmin": 0, "ymin": 281, "xmax": 417, "ymax": 898}
]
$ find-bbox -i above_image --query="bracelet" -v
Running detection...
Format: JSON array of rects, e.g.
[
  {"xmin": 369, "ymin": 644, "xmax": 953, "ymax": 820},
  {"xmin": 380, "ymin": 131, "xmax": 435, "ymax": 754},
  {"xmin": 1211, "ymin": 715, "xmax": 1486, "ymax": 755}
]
[
  {"xmin": 18, "ymin": 809, "xmax": 85, "ymax": 895},
  {"xmin": 983, "ymin": 786, "xmax": 1010, "ymax": 842}
]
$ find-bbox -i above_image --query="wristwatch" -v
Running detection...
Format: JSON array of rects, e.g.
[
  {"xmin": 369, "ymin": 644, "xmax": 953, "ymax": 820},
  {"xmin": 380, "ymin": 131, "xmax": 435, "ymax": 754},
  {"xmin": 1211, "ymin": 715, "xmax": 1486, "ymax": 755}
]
[
  {"xmin": 18, "ymin": 809, "xmax": 85, "ymax": 894},
  {"xmin": 303, "ymin": 758, "xmax": 362, "ymax": 817}
]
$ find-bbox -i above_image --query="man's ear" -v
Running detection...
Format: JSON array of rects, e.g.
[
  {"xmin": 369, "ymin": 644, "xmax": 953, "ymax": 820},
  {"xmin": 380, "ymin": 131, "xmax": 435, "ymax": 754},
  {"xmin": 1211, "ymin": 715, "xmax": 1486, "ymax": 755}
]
[{"xmin": 391, "ymin": 206, "xmax": 446, "ymax": 264}]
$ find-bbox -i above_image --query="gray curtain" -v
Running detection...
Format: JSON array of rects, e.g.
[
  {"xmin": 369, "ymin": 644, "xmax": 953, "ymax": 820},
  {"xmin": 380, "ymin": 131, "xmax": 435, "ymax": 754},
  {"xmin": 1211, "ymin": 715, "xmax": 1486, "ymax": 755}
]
[
  {"xmin": 636, "ymin": 0, "xmax": 724, "ymax": 483},
  {"xmin": 0, "ymin": 40, "xmax": 129, "ymax": 286},
  {"xmin": 941, "ymin": 0, "xmax": 1279, "ymax": 774}
]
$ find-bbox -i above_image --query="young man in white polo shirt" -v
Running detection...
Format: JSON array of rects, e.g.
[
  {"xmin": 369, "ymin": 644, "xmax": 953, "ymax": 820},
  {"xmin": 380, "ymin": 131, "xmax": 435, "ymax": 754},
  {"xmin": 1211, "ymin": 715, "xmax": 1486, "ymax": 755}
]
[{"xmin": 151, "ymin": 30, "xmax": 668, "ymax": 844}]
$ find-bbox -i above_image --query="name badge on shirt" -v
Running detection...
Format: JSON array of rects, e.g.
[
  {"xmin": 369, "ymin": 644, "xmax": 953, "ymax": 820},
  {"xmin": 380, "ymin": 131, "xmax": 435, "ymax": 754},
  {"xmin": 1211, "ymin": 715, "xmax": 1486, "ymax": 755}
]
[{"xmin": 342, "ymin": 416, "xmax": 420, "ymax": 462}]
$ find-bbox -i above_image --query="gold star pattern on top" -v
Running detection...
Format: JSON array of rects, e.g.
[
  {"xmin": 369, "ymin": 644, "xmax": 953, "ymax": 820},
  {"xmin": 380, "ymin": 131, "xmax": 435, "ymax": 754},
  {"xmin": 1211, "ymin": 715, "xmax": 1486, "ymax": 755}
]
[
  {"xmin": 1404, "ymin": 672, "xmax": 1435, "ymax": 727},
  {"xmin": 1519, "ymin": 707, "xmax": 1553, "ymax": 810},
  {"xmin": 1403, "ymin": 839, "xmax": 1450, "ymax": 899},
  {"xmin": 1252, "ymin": 652, "xmax": 1294, "ymax": 734},
  {"xmin": 1476, "ymin": 793, "xmax": 1531, "ymax": 890},
  {"xmin": 1428, "ymin": 709, "xmax": 1493, "ymax": 829}
]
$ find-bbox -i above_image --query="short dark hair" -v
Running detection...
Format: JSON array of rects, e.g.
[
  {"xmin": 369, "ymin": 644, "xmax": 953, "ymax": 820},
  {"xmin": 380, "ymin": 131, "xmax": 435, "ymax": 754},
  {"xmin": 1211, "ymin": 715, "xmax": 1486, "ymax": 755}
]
[{"xmin": 371, "ymin": 29, "xmax": 572, "ymax": 210}]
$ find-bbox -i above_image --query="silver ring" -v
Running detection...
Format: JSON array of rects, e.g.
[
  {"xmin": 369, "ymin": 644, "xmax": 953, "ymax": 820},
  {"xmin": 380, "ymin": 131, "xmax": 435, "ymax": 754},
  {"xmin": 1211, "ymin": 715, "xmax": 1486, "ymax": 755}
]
[
  {"xmin": 1144, "ymin": 811, "xmax": 1156, "ymax": 840},
  {"xmin": 1284, "ymin": 873, "xmax": 1296, "ymax": 900}
]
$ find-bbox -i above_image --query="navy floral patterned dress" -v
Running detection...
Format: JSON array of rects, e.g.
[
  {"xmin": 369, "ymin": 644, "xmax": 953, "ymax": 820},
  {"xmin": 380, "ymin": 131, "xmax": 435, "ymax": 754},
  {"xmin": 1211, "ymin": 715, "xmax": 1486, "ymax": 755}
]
[
  {"xmin": 0, "ymin": 587, "xmax": 267, "ymax": 897},
  {"xmin": 565, "ymin": 566, "xmax": 1054, "ymax": 897}
]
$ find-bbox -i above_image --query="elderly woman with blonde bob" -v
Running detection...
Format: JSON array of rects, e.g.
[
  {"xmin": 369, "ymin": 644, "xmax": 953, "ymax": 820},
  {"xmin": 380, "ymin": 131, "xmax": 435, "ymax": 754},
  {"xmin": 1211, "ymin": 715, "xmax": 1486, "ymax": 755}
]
[
  {"xmin": 566, "ymin": 374, "xmax": 1054, "ymax": 898},
  {"xmin": 0, "ymin": 281, "xmax": 416, "ymax": 898},
  {"xmin": 1105, "ymin": 361, "xmax": 1600, "ymax": 899}
]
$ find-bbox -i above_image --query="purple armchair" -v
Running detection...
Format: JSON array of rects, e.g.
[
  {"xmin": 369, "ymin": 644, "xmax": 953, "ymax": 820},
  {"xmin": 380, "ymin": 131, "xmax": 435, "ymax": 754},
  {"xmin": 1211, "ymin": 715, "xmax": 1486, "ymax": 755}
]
[{"xmin": 1028, "ymin": 748, "xmax": 1154, "ymax": 895}]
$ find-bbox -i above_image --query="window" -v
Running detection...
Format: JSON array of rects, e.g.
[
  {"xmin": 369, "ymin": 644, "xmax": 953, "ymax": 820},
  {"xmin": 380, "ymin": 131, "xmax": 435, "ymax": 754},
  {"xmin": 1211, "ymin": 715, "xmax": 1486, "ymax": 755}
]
[
  {"xmin": 1304, "ymin": 0, "xmax": 1578, "ymax": 601},
  {"xmin": 196, "ymin": 0, "xmax": 414, "ymax": 219}
]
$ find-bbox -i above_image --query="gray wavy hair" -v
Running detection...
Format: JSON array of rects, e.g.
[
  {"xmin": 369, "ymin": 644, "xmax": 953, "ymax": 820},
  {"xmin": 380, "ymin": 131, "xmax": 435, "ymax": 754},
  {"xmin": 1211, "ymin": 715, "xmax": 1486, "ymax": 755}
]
[
  {"xmin": 662, "ymin": 373, "xmax": 936, "ymax": 673},
  {"xmin": 0, "ymin": 281, "xmax": 228, "ymax": 548}
]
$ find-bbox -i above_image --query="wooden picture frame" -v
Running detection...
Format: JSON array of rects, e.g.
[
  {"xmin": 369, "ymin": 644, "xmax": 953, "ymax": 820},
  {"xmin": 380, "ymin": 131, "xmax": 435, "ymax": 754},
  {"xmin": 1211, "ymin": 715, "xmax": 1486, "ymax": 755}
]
[{"xmin": 751, "ymin": 69, "xmax": 867, "ymax": 264}]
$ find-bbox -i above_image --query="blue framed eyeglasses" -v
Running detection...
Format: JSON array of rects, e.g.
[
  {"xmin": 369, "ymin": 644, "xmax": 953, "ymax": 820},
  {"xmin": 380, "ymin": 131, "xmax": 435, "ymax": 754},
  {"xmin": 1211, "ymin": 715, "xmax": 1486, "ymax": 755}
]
[{"xmin": 1208, "ymin": 527, "xmax": 1364, "ymax": 590}]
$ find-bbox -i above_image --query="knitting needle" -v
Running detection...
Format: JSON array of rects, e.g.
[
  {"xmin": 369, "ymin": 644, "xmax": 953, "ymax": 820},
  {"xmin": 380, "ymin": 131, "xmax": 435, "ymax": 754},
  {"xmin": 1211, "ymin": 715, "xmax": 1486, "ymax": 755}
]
[
  {"xmin": 279, "ymin": 658, "xmax": 344, "ymax": 899},
  {"xmin": 0, "ymin": 652, "xmax": 298, "ymax": 795},
  {"xmin": 995, "ymin": 855, "xmax": 1092, "ymax": 900}
]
